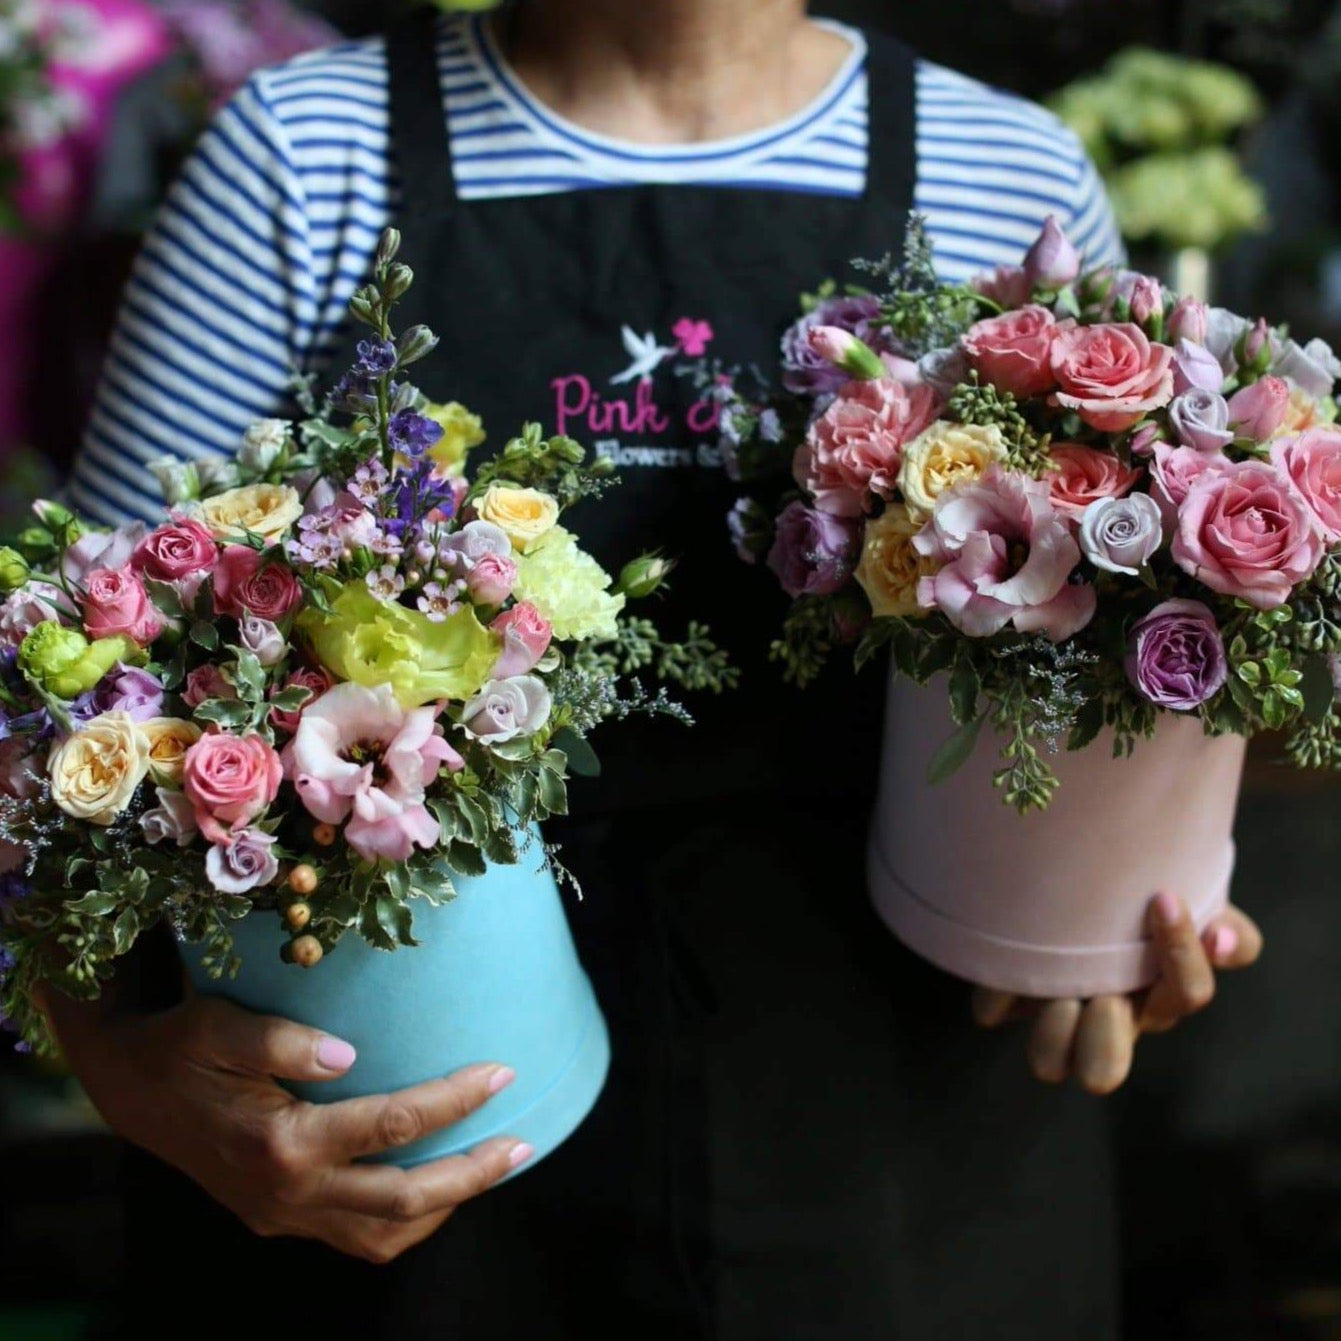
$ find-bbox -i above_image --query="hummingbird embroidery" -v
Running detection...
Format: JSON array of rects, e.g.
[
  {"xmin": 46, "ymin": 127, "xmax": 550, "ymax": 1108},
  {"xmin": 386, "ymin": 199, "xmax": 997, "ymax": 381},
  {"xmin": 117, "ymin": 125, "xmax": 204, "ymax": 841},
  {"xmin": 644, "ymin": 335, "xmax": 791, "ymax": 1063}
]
[{"xmin": 611, "ymin": 326, "xmax": 677, "ymax": 385}]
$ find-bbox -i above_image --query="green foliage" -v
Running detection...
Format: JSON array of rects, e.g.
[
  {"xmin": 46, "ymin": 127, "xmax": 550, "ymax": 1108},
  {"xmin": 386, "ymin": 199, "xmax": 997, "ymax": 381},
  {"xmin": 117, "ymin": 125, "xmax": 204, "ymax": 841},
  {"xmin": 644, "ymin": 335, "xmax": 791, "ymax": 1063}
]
[{"xmin": 466, "ymin": 422, "xmax": 616, "ymax": 512}]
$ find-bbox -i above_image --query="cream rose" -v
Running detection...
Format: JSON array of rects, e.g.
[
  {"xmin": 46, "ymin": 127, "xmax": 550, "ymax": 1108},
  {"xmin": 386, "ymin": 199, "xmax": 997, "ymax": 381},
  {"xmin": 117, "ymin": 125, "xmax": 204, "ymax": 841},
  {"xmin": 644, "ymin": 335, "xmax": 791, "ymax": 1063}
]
[
  {"xmin": 476, "ymin": 485, "xmax": 560, "ymax": 554},
  {"xmin": 855, "ymin": 505, "xmax": 938, "ymax": 618},
  {"xmin": 48, "ymin": 712, "xmax": 151, "ymax": 825},
  {"xmin": 140, "ymin": 717, "xmax": 204, "ymax": 787},
  {"xmin": 198, "ymin": 483, "xmax": 303, "ymax": 541},
  {"xmin": 897, "ymin": 421, "xmax": 1007, "ymax": 521}
]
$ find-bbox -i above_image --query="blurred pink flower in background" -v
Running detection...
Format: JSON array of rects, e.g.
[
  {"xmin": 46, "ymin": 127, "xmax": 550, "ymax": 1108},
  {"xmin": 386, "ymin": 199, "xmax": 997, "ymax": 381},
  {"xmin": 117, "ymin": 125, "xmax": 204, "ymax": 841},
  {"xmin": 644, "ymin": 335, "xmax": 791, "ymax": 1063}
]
[{"xmin": 161, "ymin": 0, "xmax": 339, "ymax": 110}]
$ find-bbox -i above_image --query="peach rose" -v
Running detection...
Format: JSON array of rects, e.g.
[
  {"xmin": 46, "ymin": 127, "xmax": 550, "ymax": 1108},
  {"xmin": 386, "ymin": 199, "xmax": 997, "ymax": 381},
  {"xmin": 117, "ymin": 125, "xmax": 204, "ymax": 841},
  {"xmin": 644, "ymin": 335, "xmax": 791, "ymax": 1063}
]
[
  {"xmin": 1045, "ymin": 444, "xmax": 1144, "ymax": 520},
  {"xmin": 1050, "ymin": 322, "xmax": 1175, "ymax": 432},
  {"xmin": 962, "ymin": 305, "xmax": 1059, "ymax": 399},
  {"xmin": 1271, "ymin": 428, "xmax": 1341, "ymax": 541}
]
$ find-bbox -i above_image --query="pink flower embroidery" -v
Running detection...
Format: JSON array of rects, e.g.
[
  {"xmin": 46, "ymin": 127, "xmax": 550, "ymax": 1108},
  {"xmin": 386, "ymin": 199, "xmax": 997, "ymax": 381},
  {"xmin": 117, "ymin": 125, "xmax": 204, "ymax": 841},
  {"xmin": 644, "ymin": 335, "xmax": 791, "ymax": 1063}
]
[{"xmin": 673, "ymin": 318, "xmax": 715, "ymax": 357}]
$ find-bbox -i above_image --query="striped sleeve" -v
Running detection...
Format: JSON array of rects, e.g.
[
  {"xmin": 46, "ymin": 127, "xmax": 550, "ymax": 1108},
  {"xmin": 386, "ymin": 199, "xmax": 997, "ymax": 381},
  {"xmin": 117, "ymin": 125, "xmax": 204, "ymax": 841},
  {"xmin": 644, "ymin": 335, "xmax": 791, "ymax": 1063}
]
[
  {"xmin": 1065, "ymin": 137, "xmax": 1126, "ymax": 272},
  {"xmin": 71, "ymin": 76, "xmax": 320, "ymax": 527}
]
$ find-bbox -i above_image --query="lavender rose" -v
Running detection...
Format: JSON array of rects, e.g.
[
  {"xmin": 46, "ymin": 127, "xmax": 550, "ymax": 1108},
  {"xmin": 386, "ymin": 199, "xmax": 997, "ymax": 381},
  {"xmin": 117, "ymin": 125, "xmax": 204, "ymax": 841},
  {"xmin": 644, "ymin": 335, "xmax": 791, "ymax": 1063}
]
[
  {"xmin": 461, "ymin": 675, "xmax": 553, "ymax": 744},
  {"xmin": 1171, "ymin": 339, "xmax": 1226, "ymax": 397},
  {"xmin": 239, "ymin": 615, "xmax": 286, "ymax": 667},
  {"xmin": 140, "ymin": 788, "xmax": 198, "ymax": 848},
  {"xmin": 780, "ymin": 295, "xmax": 890, "ymax": 396},
  {"xmin": 205, "ymin": 828, "xmax": 280, "ymax": 894},
  {"xmin": 1168, "ymin": 389, "xmax": 1234, "ymax": 453},
  {"xmin": 766, "ymin": 501, "xmax": 859, "ymax": 598},
  {"xmin": 1271, "ymin": 336, "xmax": 1341, "ymax": 400},
  {"xmin": 1078, "ymin": 494, "xmax": 1165, "ymax": 575},
  {"xmin": 73, "ymin": 665, "xmax": 164, "ymax": 724},
  {"xmin": 1125, "ymin": 599, "xmax": 1229, "ymax": 710},
  {"xmin": 439, "ymin": 520, "xmax": 512, "ymax": 571}
]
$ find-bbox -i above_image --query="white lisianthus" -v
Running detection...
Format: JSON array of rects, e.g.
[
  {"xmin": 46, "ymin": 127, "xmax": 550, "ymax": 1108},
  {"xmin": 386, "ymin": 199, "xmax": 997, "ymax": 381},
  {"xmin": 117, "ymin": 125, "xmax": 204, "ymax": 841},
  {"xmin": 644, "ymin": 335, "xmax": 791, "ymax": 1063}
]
[
  {"xmin": 150, "ymin": 457, "xmax": 200, "ymax": 506},
  {"xmin": 239, "ymin": 419, "xmax": 291, "ymax": 474}
]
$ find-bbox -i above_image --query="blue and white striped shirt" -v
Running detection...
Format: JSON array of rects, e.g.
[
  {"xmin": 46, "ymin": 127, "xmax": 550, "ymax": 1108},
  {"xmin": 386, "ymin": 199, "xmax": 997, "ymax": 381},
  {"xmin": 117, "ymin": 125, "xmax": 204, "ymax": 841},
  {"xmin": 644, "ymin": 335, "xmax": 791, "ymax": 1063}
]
[{"xmin": 71, "ymin": 13, "xmax": 1124, "ymax": 526}]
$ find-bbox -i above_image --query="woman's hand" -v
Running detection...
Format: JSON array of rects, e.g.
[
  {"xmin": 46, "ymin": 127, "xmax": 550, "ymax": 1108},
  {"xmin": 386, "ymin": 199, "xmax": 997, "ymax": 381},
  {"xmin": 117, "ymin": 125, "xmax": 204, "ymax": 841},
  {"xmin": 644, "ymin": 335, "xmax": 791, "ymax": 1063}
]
[
  {"xmin": 50, "ymin": 993, "xmax": 531, "ymax": 1262},
  {"xmin": 971, "ymin": 894, "xmax": 1263, "ymax": 1095}
]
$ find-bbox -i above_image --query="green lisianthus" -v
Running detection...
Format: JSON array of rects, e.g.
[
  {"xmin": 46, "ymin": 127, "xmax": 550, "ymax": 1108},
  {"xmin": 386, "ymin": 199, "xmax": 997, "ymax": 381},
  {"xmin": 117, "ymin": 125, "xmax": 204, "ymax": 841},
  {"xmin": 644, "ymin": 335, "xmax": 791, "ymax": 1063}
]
[
  {"xmin": 19, "ymin": 624, "xmax": 139, "ymax": 700},
  {"xmin": 299, "ymin": 583, "xmax": 499, "ymax": 707}
]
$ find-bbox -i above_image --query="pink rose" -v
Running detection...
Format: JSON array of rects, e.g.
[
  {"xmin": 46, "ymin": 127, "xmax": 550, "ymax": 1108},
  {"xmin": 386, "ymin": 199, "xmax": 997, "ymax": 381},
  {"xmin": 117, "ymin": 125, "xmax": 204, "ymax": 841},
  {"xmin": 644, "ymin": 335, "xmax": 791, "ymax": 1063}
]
[
  {"xmin": 212, "ymin": 545, "xmax": 302, "ymax": 621},
  {"xmin": 467, "ymin": 552, "xmax": 518, "ymax": 606},
  {"xmin": 1129, "ymin": 423, "xmax": 1165, "ymax": 458},
  {"xmin": 1227, "ymin": 376, "xmax": 1290, "ymax": 443},
  {"xmin": 132, "ymin": 520, "xmax": 218, "ymax": 585},
  {"xmin": 913, "ymin": 467, "xmax": 1096, "ymax": 642},
  {"xmin": 1172, "ymin": 338, "xmax": 1228, "ymax": 397},
  {"xmin": 492, "ymin": 602, "xmax": 554, "ymax": 680},
  {"xmin": 794, "ymin": 377, "xmax": 939, "ymax": 516},
  {"xmin": 182, "ymin": 664, "xmax": 238, "ymax": 709},
  {"xmin": 1173, "ymin": 460, "xmax": 1326, "ymax": 609},
  {"xmin": 1150, "ymin": 444, "xmax": 1232, "ymax": 530},
  {"xmin": 962, "ymin": 305, "xmax": 1058, "ymax": 399},
  {"xmin": 287, "ymin": 682, "xmax": 464, "ymax": 864},
  {"xmin": 269, "ymin": 667, "xmax": 335, "ymax": 735},
  {"xmin": 973, "ymin": 264, "xmax": 1031, "ymax": 309},
  {"xmin": 1050, "ymin": 322, "xmax": 1175, "ymax": 432},
  {"xmin": 1271, "ymin": 429, "xmax": 1341, "ymax": 541},
  {"xmin": 82, "ymin": 568, "xmax": 165, "ymax": 646},
  {"xmin": 182, "ymin": 730, "xmax": 283, "ymax": 846},
  {"xmin": 1046, "ymin": 444, "xmax": 1144, "ymax": 520}
]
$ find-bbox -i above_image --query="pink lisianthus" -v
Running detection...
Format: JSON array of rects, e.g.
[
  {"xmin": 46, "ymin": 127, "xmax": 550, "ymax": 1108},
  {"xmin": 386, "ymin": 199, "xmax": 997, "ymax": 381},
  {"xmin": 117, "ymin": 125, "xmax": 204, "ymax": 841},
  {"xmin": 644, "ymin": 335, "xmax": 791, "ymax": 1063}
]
[
  {"xmin": 1173, "ymin": 459, "xmax": 1326, "ymax": 609},
  {"xmin": 962, "ymin": 305, "xmax": 1059, "ymax": 399},
  {"xmin": 1050, "ymin": 322, "xmax": 1175, "ymax": 432},
  {"xmin": 182, "ymin": 730, "xmax": 283, "ymax": 845},
  {"xmin": 1045, "ymin": 443, "xmax": 1144, "ymax": 521},
  {"xmin": 1270, "ymin": 429, "xmax": 1341, "ymax": 541},
  {"xmin": 286, "ymin": 682, "xmax": 464, "ymax": 864},
  {"xmin": 491, "ymin": 603, "xmax": 553, "ymax": 679},
  {"xmin": 62, "ymin": 522, "xmax": 147, "ymax": 584},
  {"xmin": 0, "ymin": 582, "xmax": 73, "ymax": 648},
  {"xmin": 914, "ymin": 467, "xmax": 1096, "ymax": 642},
  {"xmin": 82, "ymin": 568, "xmax": 165, "ymax": 645},
  {"xmin": 794, "ymin": 377, "xmax": 939, "ymax": 516}
]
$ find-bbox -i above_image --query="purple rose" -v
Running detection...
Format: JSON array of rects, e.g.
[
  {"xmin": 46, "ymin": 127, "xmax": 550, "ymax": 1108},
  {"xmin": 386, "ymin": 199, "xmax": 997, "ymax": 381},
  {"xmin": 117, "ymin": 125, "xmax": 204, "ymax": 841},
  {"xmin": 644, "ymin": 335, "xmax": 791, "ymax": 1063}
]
[
  {"xmin": 439, "ymin": 520, "xmax": 512, "ymax": 573},
  {"xmin": 239, "ymin": 615, "xmax": 286, "ymax": 667},
  {"xmin": 781, "ymin": 295, "xmax": 890, "ymax": 396},
  {"xmin": 1125, "ymin": 599, "xmax": 1229, "ymax": 711},
  {"xmin": 1078, "ymin": 494, "xmax": 1165, "ymax": 575},
  {"xmin": 1168, "ymin": 389, "xmax": 1234, "ymax": 453},
  {"xmin": 205, "ymin": 828, "xmax": 280, "ymax": 895},
  {"xmin": 1172, "ymin": 339, "xmax": 1226, "ymax": 397},
  {"xmin": 461, "ymin": 676, "xmax": 553, "ymax": 744},
  {"xmin": 766, "ymin": 501, "xmax": 859, "ymax": 598}
]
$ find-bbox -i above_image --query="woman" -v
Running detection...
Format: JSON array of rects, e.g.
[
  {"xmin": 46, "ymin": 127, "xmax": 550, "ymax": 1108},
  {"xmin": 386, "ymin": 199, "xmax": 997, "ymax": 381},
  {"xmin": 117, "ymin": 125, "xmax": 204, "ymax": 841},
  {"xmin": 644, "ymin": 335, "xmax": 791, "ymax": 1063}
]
[{"xmin": 56, "ymin": 3, "xmax": 1260, "ymax": 1337}]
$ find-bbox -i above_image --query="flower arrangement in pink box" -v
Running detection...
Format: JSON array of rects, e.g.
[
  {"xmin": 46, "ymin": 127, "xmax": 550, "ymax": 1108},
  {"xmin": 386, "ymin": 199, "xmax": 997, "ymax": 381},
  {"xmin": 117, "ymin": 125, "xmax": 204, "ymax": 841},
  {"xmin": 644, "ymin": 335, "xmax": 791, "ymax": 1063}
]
[{"xmin": 706, "ymin": 215, "xmax": 1341, "ymax": 996}]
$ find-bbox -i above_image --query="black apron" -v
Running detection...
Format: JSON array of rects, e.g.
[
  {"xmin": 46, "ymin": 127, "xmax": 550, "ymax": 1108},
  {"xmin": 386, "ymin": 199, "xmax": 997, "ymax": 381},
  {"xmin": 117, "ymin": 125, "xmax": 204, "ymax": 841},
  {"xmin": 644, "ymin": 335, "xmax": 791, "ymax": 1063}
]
[{"xmin": 111, "ymin": 14, "xmax": 1120, "ymax": 1339}]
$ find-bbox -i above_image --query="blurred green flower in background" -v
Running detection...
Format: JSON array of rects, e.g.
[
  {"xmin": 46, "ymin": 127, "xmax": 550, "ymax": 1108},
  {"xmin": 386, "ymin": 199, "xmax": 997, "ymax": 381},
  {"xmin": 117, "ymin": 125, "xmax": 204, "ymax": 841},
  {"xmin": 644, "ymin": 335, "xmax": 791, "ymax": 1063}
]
[{"xmin": 1051, "ymin": 47, "xmax": 1268, "ymax": 253}]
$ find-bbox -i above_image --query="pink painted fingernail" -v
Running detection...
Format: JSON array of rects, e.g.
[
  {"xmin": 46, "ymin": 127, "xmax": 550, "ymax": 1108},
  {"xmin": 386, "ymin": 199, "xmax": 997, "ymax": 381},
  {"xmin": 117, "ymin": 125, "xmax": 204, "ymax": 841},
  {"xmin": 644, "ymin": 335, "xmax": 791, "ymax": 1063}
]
[
  {"xmin": 1212, "ymin": 926, "xmax": 1239, "ymax": 960},
  {"xmin": 316, "ymin": 1037, "xmax": 356, "ymax": 1072},
  {"xmin": 1154, "ymin": 892, "xmax": 1181, "ymax": 926},
  {"xmin": 508, "ymin": 1142, "xmax": 535, "ymax": 1170},
  {"xmin": 488, "ymin": 1066, "xmax": 517, "ymax": 1095}
]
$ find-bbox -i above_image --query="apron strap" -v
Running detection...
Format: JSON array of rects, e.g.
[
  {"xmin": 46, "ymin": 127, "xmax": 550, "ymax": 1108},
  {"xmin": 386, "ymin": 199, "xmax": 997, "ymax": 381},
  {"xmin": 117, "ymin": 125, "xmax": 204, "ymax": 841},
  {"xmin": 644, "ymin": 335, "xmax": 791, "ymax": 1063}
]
[
  {"xmin": 862, "ymin": 30, "xmax": 918, "ymax": 214},
  {"xmin": 387, "ymin": 7, "xmax": 457, "ymax": 221}
]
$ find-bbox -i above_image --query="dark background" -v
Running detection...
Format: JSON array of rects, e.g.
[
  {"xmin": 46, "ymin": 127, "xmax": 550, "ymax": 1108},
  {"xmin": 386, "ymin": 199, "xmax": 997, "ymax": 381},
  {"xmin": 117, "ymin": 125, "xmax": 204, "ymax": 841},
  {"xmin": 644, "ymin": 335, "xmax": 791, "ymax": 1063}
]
[{"xmin": 2, "ymin": 3, "xmax": 1339, "ymax": 1339}]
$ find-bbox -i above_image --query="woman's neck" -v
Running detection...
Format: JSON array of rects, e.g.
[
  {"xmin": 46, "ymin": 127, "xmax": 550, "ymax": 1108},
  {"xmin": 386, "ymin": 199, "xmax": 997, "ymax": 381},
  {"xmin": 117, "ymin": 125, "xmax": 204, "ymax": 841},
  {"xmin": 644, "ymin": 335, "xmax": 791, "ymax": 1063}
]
[{"xmin": 496, "ymin": 1, "xmax": 852, "ymax": 144}]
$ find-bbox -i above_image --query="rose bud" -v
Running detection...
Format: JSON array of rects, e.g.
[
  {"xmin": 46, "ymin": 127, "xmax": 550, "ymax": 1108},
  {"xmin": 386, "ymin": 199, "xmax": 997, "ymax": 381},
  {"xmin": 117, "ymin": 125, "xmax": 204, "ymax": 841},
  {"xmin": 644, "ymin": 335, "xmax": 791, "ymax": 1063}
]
[
  {"xmin": 1167, "ymin": 296, "xmax": 1209, "ymax": 345},
  {"xmin": 1023, "ymin": 214, "xmax": 1080, "ymax": 290},
  {"xmin": 1227, "ymin": 375, "xmax": 1290, "ymax": 442}
]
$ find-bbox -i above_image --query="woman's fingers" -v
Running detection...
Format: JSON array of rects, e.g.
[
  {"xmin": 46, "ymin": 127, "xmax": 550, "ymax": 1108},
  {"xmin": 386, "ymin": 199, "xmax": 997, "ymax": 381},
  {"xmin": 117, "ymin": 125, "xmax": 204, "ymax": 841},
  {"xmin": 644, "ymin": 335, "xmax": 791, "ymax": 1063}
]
[
  {"xmin": 314, "ymin": 1136, "xmax": 532, "ymax": 1222},
  {"xmin": 1140, "ymin": 893, "xmax": 1216, "ymax": 1033},
  {"xmin": 304, "ymin": 1063, "xmax": 517, "ymax": 1163},
  {"xmin": 184, "ymin": 997, "xmax": 359, "ymax": 1083},
  {"xmin": 1202, "ymin": 904, "xmax": 1264, "ymax": 971},
  {"xmin": 970, "ymin": 987, "xmax": 1022, "ymax": 1028},
  {"xmin": 1025, "ymin": 998, "xmax": 1083, "ymax": 1084},
  {"xmin": 1073, "ymin": 996, "xmax": 1137, "ymax": 1095}
]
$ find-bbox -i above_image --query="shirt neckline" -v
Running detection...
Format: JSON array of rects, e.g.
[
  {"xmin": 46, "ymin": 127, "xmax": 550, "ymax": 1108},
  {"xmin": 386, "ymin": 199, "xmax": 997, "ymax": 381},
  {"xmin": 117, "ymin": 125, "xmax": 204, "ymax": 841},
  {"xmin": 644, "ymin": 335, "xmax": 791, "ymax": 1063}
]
[{"xmin": 467, "ymin": 14, "xmax": 868, "ymax": 169}]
